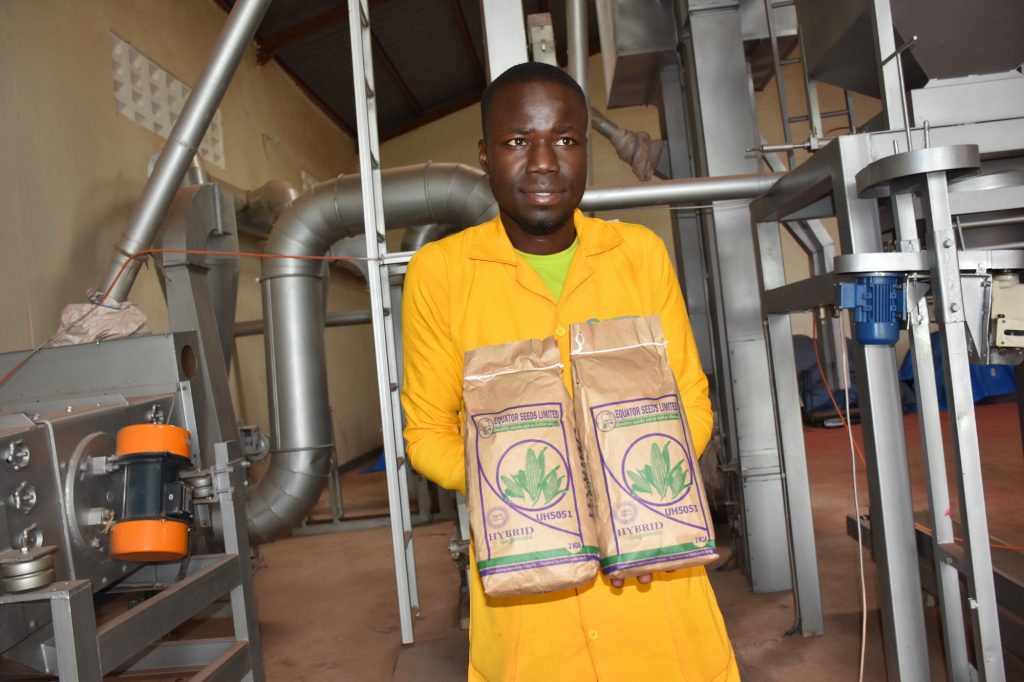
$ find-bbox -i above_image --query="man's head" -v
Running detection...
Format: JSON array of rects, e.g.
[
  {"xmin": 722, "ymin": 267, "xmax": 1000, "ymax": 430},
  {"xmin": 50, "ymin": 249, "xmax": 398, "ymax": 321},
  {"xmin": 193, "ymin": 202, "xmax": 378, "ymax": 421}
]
[{"xmin": 479, "ymin": 63, "xmax": 589, "ymax": 253}]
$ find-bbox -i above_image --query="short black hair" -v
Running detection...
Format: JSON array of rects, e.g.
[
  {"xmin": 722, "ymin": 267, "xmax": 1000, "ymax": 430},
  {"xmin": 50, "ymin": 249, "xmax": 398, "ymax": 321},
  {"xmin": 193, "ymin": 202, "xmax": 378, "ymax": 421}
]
[{"xmin": 480, "ymin": 62, "xmax": 588, "ymax": 139}]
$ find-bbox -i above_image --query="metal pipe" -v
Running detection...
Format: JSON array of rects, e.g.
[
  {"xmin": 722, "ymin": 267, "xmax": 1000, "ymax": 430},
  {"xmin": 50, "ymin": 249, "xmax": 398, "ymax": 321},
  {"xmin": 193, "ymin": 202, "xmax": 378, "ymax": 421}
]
[
  {"xmin": 234, "ymin": 311, "xmax": 372, "ymax": 338},
  {"xmin": 590, "ymin": 108, "xmax": 620, "ymax": 140},
  {"xmin": 184, "ymin": 155, "xmax": 211, "ymax": 186},
  {"xmin": 237, "ymin": 180, "xmax": 301, "ymax": 237},
  {"xmin": 566, "ymin": 0, "xmax": 588, "ymax": 91},
  {"xmin": 177, "ymin": 168, "xmax": 299, "ymax": 239},
  {"xmin": 248, "ymin": 162, "xmax": 496, "ymax": 544},
  {"xmin": 589, "ymin": 106, "xmax": 665, "ymax": 182},
  {"xmin": 566, "ymin": 0, "xmax": 592, "ymax": 186},
  {"xmin": 92, "ymin": 0, "xmax": 271, "ymax": 303},
  {"xmin": 957, "ymin": 212, "xmax": 1024, "ymax": 230},
  {"xmin": 579, "ymin": 172, "xmax": 782, "ymax": 211}
]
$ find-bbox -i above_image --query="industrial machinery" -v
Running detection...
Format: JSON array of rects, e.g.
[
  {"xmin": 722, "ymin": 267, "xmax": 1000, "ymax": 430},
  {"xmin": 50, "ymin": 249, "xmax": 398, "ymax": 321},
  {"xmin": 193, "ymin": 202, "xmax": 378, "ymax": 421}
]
[{"xmin": 2, "ymin": 0, "xmax": 1022, "ymax": 680}]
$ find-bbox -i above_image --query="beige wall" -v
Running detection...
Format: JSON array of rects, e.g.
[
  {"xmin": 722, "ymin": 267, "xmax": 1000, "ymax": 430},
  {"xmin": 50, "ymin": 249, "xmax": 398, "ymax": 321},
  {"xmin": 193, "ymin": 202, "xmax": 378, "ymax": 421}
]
[{"xmin": 0, "ymin": 0, "xmax": 384, "ymax": 464}]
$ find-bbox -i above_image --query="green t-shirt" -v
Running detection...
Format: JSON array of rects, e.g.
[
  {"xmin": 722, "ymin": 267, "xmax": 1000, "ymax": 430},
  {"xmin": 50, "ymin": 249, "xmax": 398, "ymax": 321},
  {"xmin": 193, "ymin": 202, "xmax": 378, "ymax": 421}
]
[{"xmin": 516, "ymin": 239, "xmax": 578, "ymax": 302}]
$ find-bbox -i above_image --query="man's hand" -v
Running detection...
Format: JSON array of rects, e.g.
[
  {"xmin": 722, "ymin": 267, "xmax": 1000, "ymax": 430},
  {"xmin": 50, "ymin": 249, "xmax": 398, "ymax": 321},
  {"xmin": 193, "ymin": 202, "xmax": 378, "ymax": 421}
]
[
  {"xmin": 610, "ymin": 568, "xmax": 677, "ymax": 588},
  {"xmin": 610, "ymin": 573, "xmax": 653, "ymax": 588}
]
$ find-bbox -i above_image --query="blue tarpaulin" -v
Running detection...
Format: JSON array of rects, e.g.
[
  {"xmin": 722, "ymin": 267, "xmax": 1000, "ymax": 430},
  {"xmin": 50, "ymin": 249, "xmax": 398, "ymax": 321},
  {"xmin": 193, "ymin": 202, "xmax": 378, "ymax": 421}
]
[
  {"xmin": 898, "ymin": 331, "xmax": 1016, "ymax": 412},
  {"xmin": 792, "ymin": 335, "xmax": 859, "ymax": 415}
]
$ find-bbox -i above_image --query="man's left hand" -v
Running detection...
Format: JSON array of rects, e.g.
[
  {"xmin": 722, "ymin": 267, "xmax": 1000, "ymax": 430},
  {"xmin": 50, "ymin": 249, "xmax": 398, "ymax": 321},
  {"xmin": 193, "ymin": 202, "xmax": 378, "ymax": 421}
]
[{"xmin": 610, "ymin": 573, "xmax": 653, "ymax": 588}]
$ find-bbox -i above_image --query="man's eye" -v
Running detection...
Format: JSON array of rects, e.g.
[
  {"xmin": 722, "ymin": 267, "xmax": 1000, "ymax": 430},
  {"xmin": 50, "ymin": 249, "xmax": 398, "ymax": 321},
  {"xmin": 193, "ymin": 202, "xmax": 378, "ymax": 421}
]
[
  {"xmin": 506, "ymin": 138, "xmax": 528, "ymax": 147},
  {"xmin": 554, "ymin": 137, "xmax": 577, "ymax": 147}
]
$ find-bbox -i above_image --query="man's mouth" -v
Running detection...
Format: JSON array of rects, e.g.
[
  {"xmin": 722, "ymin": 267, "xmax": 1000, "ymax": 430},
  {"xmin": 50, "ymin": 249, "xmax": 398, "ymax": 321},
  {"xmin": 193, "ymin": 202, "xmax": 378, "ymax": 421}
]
[{"xmin": 521, "ymin": 190, "xmax": 564, "ymax": 205}]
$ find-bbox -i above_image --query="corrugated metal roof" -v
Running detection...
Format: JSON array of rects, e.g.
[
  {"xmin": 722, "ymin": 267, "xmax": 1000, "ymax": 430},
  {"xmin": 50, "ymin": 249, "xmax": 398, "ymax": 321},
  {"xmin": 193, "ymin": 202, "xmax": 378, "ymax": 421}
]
[{"xmin": 217, "ymin": 0, "xmax": 600, "ymax": 140}]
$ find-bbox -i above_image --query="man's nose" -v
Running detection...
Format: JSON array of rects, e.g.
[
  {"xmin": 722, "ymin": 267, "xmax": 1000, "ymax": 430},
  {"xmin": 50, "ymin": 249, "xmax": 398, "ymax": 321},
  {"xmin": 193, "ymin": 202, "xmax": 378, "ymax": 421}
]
[{"xmin": 526, "ymin": 142, "xmax": 558, "ymax": 173}]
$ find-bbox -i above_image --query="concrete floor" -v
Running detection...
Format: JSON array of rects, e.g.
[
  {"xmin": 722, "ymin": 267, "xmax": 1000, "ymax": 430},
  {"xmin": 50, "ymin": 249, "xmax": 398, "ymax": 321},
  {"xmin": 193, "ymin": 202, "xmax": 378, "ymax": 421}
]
[
  {"xmin": 3, "ymin": 403, "xmax": 1019, "ymax": 680},
  {"xmin": 240, "ymin": 400, "xmax": 1022, "ymax": 681}
]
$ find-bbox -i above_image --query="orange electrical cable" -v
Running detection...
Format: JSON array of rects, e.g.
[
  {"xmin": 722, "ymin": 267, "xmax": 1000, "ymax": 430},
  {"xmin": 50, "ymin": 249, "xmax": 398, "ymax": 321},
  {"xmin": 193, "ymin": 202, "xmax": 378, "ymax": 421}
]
[
  {"xmin": 94, "ymin": 247, "xmax": 364, "ymax": 306},
  {"xmin": 0, "ymin": 247, "xmax": 369, "ymax": 389},
  {"xmin": 810, "ymin": 321, "xmax": 867, "ymax": 466}
]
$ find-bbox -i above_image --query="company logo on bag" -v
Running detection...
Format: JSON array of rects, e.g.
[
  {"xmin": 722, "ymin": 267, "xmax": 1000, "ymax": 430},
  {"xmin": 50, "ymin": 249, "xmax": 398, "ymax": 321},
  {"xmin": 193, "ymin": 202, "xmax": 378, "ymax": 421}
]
[
  {"xmin": 478, "ymin": 418, "xmax": 494, "ymax": 438},
  {"xmin": 496, "ymin": 440, "xmax": 569, "ymax": 511},
  {"xmin": 487, "ymin": 507, "xmax": 509, "ymax": 528},
  {"xmin": 614, "ymin": 501, "xmax": 638, "ymax": 524},
  {"xmin": 622, "ymin": 434, "xmax": 693, "ymax": 506},
  {"xmin": 596, "ymin": 411, "xmax": 616, "ymax": 432}
]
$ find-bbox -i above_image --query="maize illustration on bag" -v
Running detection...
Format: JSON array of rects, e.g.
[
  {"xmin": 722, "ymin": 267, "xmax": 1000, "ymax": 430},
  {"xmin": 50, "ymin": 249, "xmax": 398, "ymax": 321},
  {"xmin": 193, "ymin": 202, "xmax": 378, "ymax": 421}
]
[
  {"xmin": 570, "ymin": 315, "xmax": 717, "ymax": 579},
  {"xmin": 463, "ymin": 337, "xmax": 599, "ymax": 597}
]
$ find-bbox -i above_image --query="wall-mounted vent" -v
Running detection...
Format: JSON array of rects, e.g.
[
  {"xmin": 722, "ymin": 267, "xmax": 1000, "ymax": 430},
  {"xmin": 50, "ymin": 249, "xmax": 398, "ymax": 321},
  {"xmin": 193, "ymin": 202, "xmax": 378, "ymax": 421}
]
[{"xmin": 110, "ymin": 31, "xmax": 226, "ymax": 169}]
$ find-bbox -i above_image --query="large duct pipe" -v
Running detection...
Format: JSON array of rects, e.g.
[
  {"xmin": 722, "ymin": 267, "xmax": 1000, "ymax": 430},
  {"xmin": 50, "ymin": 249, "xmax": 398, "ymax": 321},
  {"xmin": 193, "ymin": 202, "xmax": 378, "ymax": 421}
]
[
  {"xmin": 92, "ymin": 0, "xmax": 271, "ymax": 303},
  {"xmin": 247, "ymin": 162, "xmax": 496, "ymax": 544}
]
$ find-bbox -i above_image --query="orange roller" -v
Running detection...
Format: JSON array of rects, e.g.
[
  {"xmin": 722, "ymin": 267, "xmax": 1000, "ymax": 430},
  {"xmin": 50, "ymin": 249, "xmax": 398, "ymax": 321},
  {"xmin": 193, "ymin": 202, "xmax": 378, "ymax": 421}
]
[
  {"xmin": 110, "ymin": 519, "xmax": 189, "ymax": 562},
  {"xmin": 116, "ymin": 423, "xmax": 191, "ymax": 459},
  {"xmin": 111, "ymin": 423, "xmax": 193, "ymax": 562}
]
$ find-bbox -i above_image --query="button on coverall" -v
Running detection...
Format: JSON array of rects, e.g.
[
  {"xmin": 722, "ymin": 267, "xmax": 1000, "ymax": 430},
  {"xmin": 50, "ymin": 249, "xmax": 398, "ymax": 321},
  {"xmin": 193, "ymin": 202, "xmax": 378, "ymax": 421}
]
[{"xmin": 401, "ymin": 210, "xmax": 740, "ymax": 681}]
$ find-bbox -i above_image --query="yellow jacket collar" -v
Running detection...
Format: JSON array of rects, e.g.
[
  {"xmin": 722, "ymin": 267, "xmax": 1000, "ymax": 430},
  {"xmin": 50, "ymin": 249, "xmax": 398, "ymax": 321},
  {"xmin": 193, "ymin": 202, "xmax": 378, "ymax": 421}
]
[{"xmin": 467, "ymin": 209, "xmax": 624, "ymax": 264}]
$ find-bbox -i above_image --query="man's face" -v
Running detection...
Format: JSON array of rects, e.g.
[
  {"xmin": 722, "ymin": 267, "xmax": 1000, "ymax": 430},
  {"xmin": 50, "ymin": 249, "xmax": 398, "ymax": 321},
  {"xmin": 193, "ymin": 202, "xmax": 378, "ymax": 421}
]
[{"xmin": 479, "ymin": 80, "xmax": 588, "ymax": 239}]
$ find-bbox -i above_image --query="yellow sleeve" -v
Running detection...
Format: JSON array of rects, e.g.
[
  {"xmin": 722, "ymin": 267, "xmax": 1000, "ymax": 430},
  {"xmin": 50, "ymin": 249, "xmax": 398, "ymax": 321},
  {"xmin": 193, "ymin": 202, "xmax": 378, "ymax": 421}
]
[
  {"xmin": 400, "ymin": 245, "xmax": 467, "ymax": 494},
  {"xmin": 647, "ymin": 236, "xmax": 713, "ymax": 455}
]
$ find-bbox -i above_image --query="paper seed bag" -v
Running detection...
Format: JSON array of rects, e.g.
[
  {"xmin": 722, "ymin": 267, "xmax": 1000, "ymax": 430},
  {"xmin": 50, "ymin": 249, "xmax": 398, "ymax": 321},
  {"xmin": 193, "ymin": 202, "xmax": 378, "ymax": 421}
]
[
  {"xmin": 570, "ymin": 316, "xmax": 717, "ymax": 579},
  {"xmin": 463, "ymin": 337, "xmax": 599, "ymax": 597}
]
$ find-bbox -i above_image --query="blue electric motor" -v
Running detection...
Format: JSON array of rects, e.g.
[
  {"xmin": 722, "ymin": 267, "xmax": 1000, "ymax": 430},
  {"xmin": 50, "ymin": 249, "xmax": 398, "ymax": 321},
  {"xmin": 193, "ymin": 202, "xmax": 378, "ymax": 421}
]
[{"xmin": 837, "ymin": 275, "xmax": 905, "ymax": 346}]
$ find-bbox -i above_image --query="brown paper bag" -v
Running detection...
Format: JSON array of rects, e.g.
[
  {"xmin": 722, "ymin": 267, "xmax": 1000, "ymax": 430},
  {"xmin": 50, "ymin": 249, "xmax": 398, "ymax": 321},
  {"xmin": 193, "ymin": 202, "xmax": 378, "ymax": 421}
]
[
  {"xmin": 570, "ymin": 316, "xmax": 717, "ymax": 578},
  {"xmin": 463, "ymin": 337, "xmax": 599, "ymax": 597}
]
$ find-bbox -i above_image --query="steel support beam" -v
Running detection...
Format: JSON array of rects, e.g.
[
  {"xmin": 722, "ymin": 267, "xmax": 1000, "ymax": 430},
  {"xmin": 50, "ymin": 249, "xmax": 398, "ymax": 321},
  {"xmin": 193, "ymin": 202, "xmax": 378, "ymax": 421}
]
[
  {"xmin": 684, "ymin": 0, "xmax": 792, "ymax": 593},
  {"xmin": 921, "ymin": 171, "xmax": 1005, "ymax": 680},
  {"xmin": 762, "ymin": 273, "xmax": 837, "ymax": 314},
  {"xmin": 833, "ymin": 136, "xmax": 930, "ymax": 680},
  {"xmin": 97, "ymin": 555, "xmax": 240, "ymax": 673},
  {"xmin": 755, "ymin": 219, "xmax": 824, "ymax": 635},
  {"xmin": 658, "ymin": 60, "xmax": 716, "ymax": 380},
  {"xmin": 867, "ymin": 0, "xmax": 907, "ymax": 133},
  {"xmin": 481, "ymin": 0, "xmax": 528, "ymax": 80},
  {"xmin": 0, "ymin": 581, "xmax": 102, "ymax": 680},
  {"xmin": 904, "ymin": 281, "xmax": 972, "ymax": 680}
]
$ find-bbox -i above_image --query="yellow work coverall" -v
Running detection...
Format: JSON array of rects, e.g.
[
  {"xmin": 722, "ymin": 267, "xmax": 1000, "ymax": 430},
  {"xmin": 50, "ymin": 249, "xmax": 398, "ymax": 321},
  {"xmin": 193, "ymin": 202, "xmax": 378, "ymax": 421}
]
[{"xmin": 401, "ymin": 210, "xmax": 740, "ymax": 681}]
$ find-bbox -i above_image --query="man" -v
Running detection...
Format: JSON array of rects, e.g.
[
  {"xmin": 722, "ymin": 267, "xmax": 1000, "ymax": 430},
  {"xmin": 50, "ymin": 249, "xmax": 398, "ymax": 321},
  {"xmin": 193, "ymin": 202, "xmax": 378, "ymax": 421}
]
[{"xmin": 401, "ymin": 62, "xmax": 739, "ymax": 681}]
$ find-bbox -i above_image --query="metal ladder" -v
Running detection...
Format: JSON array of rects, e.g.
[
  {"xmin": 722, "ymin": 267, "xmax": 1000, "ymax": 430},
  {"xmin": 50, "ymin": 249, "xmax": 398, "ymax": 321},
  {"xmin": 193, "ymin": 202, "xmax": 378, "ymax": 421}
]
[
  {"xmin": 762, "ymin": 0, "xmax": 857, "ymax": 168},
  {"xmin": 347, "ymin": 0, "xmax": 420, "ymax": 644}
]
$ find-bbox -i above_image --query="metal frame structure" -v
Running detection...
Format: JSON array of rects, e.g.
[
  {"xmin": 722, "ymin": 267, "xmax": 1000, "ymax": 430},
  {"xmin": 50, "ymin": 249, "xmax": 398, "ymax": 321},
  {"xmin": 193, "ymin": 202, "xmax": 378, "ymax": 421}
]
[
  {"xmin": 751, "ymin": 117, "xmax": 1023, "ymax": 681},
  {"xmin": 681, "ymin": 0, "xmax": 806, "ymax": 609}
]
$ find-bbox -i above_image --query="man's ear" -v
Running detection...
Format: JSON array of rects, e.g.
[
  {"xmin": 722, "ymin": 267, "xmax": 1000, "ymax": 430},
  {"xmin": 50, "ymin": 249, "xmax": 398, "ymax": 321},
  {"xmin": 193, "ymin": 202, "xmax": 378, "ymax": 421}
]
[{"xmin": 478, "ymin": 138, "xmax": 488, "ymax": 173}]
